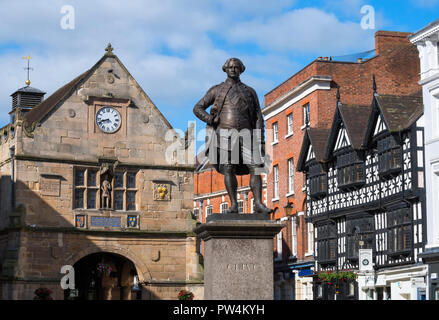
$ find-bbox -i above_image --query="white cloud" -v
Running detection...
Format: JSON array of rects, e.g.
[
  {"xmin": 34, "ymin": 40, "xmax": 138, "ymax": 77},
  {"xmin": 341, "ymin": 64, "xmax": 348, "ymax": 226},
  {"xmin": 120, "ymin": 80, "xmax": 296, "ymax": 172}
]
[
  {"xmin": 228, "ymin": 8, "xmax": 375, "ymax": 54},
  {"xmin": 0, "ymin": 1, "xmax": 377, "ymax": 128}
]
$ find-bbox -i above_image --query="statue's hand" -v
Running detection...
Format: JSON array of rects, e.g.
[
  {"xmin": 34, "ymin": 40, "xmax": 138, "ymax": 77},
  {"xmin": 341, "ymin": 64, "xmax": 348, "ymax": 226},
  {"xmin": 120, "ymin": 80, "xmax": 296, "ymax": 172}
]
[{"xmin": 207, "ymin": 115, "xmax": 216, "ymax": 126}]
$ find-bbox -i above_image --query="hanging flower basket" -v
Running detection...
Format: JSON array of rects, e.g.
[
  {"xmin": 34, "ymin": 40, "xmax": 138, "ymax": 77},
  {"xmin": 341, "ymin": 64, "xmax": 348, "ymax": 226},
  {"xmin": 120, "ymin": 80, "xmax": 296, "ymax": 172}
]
[
  {"xmin": 96, "ymin": 263, "xmax": 113, "ymax": 276},
  {"xmin": 178, "ymin": 289, "xmax": 194, "ymax": 300},
  {"xmin": 318, "ymin": 270, "xmax": 358, "ymax": 283},
  {"xmin": 34, "ymin": 288, "xmax": 53, "ymax": 300}
]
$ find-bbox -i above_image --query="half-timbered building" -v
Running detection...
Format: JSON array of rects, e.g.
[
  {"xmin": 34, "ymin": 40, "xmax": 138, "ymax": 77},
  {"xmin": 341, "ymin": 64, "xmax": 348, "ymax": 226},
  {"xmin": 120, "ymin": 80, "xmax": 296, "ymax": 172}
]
[{"xmin": 298, "ymin": 84, "xmax": 427, "ymax": 300}]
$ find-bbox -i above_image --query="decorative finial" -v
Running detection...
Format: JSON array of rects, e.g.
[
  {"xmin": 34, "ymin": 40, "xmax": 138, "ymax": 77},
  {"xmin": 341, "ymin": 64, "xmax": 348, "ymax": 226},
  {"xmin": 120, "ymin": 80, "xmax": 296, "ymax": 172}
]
[
  {"xmin": 373, "ymin": 74, "xmax": 377, "ymax": 95},
  {"xmin": 22, "ymin": 55, "xmax": 33, "ymax": 86},
  {"xmin": 105, "ymin": 43, "xmax": 114, "ymax": 55},
  {"xmin": 336, "ymin": 85, "xmax": 341, "ymax": 106}
]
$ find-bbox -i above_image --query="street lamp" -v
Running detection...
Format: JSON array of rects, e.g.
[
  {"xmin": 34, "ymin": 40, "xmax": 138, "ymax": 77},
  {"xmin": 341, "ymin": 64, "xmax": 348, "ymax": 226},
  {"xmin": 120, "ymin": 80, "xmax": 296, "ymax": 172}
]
[{"xmin": 284, "ymin": 202, "xmax": 294, "ymax": 216}]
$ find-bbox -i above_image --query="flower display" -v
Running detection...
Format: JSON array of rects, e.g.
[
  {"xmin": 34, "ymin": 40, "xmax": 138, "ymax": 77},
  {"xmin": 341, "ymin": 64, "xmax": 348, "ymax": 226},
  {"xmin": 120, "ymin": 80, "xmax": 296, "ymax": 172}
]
[
  {"xmin": 317, "ymin": 270, "xmax": 358, "ymax": 283},
  {"xmin": 177, "ymin": 289, "xmax": 194, "ymax": 300},
  {"xmin": 34, "ymin": 288, "xmax": 53, "ymax": 300},
  {"xmin": 97, "ymin": 263, "xmax": 113, "ymax": 276}
]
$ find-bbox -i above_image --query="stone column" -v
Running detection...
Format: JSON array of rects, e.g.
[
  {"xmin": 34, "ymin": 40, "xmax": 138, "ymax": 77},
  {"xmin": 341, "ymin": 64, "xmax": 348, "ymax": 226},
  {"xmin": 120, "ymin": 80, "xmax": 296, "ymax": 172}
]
[
  {"xmin": 121, "ymin": 286, "xmax": 132, "ymax": 300},
  {"xmin": 194, "ymin": 213, "xmax": 283, "ymax": 300}
]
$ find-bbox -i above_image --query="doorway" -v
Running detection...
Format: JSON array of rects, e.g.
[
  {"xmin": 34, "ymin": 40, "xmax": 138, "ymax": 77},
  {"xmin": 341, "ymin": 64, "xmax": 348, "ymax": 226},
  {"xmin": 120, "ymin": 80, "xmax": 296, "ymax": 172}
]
[{"xmin": 64, "ymin": 252, "xmax": 139, "ymax": 300}]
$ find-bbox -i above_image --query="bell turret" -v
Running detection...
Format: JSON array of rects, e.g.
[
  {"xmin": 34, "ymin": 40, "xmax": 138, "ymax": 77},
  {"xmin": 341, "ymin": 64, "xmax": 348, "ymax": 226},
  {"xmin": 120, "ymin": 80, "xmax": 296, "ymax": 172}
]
[{"xmin": 9, "ymin": 85, "xmax": 45, "ymax": 123}]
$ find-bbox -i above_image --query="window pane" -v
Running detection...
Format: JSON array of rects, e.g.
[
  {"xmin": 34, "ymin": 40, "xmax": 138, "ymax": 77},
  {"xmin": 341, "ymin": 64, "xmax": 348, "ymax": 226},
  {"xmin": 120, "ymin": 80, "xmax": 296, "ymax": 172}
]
[
  {"xmin": 289, "ymin": 159, "xmax": 294, "ymax": 193},
  {"xmin": 74, "ymin": 188, "xmax": 84, "ymax": 208},
  {"xmin": 75, "ymin": 169, "xmax": 85, "ymax": 186},
  {"xmin": 193, "ymin": 208, "xmax": 199, "ymax": 220},
  {"xmin": 87, "ymin": 189, "xmax": 97, "ymax": 209},
  {"xmin": 287, "ymin": 113, "xmax": 293, "ymax": 134},
  {"xmin": 114, "ymin": 172, "xmax": 124, "ymax": 188},
  {"xmin": 126, "ymin": 191, "xmax": 136, "ymax": 211},
  {"xmin": 273, "ymin": 123, "xmax": 278, "ymax": 142},
  {"xmin": 87, "ymin": 170, "xmax": 97, "ymax": 187},
  {"xmin": 114, "ymin": 191, "xmax": 124, "ymax": 210},
  {"xmin": 127, "ymin": 172, "xmax": 136, "ymax": 189},
  {"xmin": 238, "ymin": 200, "xmax": 244, "ymax": 213}
]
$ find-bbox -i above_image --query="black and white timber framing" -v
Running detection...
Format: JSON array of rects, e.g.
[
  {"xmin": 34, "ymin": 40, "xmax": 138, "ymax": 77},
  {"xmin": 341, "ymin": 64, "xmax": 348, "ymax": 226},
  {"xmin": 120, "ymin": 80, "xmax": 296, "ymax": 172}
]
[{"xmin": 297, "ymin": 89, "xmax": 426, "ymax": 276}]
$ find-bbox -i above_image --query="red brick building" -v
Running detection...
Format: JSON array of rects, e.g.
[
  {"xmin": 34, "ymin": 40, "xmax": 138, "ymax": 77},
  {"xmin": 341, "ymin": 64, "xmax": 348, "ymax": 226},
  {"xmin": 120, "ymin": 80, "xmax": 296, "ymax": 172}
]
[{"xmin": 262, "ymin": 31, "xmax": 421, "ymax": 300}]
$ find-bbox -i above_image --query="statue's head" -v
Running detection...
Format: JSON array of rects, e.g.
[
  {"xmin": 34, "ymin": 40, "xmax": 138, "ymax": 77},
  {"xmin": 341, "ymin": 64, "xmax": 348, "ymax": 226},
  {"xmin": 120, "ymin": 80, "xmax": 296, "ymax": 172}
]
[{"xmin": 222, "ymin": 58, "xmax": 245, "ymax": 79}]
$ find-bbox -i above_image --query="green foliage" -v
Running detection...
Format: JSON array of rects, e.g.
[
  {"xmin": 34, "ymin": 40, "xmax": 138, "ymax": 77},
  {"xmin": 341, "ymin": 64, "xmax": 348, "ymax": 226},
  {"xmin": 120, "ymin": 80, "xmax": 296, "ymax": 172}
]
[{"xmin": 317, "ymin": 270, "xmax": 358, "ymax": 284}]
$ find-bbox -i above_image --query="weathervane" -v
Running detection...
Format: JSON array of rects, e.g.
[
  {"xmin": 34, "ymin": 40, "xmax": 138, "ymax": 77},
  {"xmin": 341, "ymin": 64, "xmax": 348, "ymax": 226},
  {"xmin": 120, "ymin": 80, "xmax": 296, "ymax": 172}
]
[{"xmin": 22, "ymin": 55, "xmax": 33, "ymax": 86}]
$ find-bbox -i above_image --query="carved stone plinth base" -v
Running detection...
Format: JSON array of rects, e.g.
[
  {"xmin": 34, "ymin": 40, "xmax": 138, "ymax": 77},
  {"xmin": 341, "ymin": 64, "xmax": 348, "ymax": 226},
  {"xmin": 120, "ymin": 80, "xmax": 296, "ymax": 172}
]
[{"xmin": 194, "ymin": 213, "xmax": 283, "ymax": 300}]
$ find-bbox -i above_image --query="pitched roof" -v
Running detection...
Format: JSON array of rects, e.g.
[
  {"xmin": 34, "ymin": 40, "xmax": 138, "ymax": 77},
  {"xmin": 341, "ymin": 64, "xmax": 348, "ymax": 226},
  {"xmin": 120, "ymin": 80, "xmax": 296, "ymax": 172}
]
[
  {"xmin": 338, "ymin": 104, "xmax": 372, "ymax": 149},
  {"xmin": 24, "ymin": 70, "xmax": 91, "ymax": 128},
  {"xmin": 308, "ymin": 128, "xmax": 331, "ymax": 162},
  {"xmin": 11, "ymin": 86, "xmax": 46, "ymax": 95},
  {"xmin": 23, "ymin": 56, "xmax": 102, "ymax": 130},
  {"xmin": 23, "ymin": 49, "xmax": 174, "ymax": 131},
  {"xmin": 375, "ymin": 92, "xmax": 423, "ymax": 132},
  {"xmin": 297, "ymin": 127, "xmax": 331, "ymax": 172}
]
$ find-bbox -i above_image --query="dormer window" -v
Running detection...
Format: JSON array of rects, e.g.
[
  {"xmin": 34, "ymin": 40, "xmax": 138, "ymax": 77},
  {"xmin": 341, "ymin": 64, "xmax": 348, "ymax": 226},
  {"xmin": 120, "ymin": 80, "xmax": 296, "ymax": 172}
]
[
  {"xmin": 377, "ymin": 135, "xmax": 401, "ymax": 176},
  {"xmin": 309, "ymin": 163, "xmax": 327, "ymax": 198},
  {"xmin": 336, "ymin": 151, "xmax": 365, "ymax": 189}
]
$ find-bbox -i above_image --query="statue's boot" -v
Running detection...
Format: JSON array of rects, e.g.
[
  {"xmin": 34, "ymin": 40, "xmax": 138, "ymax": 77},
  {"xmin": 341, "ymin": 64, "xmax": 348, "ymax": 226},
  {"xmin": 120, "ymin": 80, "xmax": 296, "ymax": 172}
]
[
  {"xmin": 225, "ymin": 203, "xmax": 239, "ymax": 214},
  {"xmin": 250, "ymin": 172, "xmax": 273, "ymax": 214},
  {"xmin": 254, "ymin": 202, "xmax": 274, "ymax": 214}
]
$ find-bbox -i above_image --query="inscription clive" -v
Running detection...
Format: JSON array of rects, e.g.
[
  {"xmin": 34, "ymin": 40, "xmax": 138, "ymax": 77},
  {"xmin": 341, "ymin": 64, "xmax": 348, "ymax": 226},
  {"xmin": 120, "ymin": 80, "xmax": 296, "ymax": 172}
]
[{"xmin": 225, "ymin": 263, "xmax": 257, "ymax": 271}]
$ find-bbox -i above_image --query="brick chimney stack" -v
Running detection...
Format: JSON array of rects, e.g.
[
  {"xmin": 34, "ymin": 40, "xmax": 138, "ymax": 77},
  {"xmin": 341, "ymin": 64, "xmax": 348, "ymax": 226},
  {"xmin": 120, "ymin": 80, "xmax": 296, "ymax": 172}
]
[{"xmin": 375, "ymin": 31, "xmax": 413, "ymax": 56}]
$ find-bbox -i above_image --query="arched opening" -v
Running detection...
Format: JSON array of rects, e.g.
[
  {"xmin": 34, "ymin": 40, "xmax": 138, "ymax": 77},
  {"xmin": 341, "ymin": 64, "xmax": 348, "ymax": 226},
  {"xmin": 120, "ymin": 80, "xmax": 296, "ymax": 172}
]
[{"xmin": 64, "ymin": 252, "xmax": 141, "ymax": 300}]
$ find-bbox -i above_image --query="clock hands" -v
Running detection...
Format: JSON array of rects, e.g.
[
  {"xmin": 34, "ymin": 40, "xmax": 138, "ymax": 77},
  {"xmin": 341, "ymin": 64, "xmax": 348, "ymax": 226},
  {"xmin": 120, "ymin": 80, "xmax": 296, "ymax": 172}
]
[
  {"xmin": 96, "ymin": 107, "xmax": 121, "ymax": 133},
  {"xmin": 98, "ymin": 118, "xmax": 111, "ymax": 125}
]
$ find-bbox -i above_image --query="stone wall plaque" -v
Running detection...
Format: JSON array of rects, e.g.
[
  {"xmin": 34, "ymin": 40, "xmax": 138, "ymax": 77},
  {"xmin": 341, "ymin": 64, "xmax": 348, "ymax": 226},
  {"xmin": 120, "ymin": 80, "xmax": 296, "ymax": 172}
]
[
  {"xmin": 90, "ymin": 216, "xmax": 121, "ymax": 228},
  {"xmin": 40, "ymin": 176, "xmax": 61, "ymax": 196},
  {"xmin": 153, "ymin": 183, "xmax": 170, "ymax": 201}
]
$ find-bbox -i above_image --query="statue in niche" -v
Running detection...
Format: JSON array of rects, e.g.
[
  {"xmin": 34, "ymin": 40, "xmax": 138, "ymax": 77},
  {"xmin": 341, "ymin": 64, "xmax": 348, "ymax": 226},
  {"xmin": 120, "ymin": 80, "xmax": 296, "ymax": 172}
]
[{"xmin": 100, "ymin": 164, "xmax": 113, "ymax": 209}]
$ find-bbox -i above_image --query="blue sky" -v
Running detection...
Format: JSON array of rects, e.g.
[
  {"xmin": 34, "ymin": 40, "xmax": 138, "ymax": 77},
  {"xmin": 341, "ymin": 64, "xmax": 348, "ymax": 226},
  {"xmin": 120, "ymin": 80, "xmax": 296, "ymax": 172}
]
[{"xmin": 0, "ymin": 0, "xmax": 438, "ymax": 134}]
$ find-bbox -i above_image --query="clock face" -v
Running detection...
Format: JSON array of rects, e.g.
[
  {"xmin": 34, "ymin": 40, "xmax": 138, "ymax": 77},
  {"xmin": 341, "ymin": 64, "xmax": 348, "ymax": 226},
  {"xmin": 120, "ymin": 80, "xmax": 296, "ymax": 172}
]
[
  {"xmin": 362, "ymin": 258, "xmax": 369, "ymax": 266},
  {"xmin": 96, "ymin": 107, "xmax": 121, "ymax": 133}
]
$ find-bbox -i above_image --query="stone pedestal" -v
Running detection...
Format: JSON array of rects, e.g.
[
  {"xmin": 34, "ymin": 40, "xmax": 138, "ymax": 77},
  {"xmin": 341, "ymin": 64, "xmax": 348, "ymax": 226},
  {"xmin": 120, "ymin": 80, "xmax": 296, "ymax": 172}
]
[{"xmin": 194, "ymin": 213, "xmax": 283, "ymax": 300}]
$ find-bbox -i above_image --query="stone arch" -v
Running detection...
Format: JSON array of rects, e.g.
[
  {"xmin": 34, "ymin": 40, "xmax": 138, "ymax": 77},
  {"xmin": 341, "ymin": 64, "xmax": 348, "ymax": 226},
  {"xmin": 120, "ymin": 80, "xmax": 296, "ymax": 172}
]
[
  {"xmin": 271, "ymin": 204, "xmax": 281, "ymax": 220},
  {"xmin": 300, "ymin": 195, "xmax": 307, "ymax": 213},
  {"xmin": 65, "ymin": 245, "xmax": 152, "ymax": 283}
]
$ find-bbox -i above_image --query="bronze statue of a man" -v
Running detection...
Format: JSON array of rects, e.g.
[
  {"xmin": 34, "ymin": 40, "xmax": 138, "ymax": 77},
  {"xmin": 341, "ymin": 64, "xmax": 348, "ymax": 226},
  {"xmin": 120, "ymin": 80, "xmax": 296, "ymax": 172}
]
[{"xmin": 193, "ymin": 58, "xmax": 273, "ymax": 214}]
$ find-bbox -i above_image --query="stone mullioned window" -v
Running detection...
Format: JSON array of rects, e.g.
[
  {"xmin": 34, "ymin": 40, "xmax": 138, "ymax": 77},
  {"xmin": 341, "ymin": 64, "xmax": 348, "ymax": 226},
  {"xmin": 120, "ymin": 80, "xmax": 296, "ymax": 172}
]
[{"xmin": 73, "ymin": 167, "xmax": 137, "ymax": 211}]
